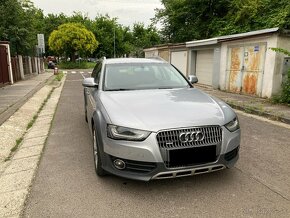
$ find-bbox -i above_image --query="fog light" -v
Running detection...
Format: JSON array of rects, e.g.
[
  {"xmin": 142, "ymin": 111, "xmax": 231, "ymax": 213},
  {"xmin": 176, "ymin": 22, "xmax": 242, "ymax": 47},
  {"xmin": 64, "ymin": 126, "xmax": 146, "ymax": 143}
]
[{"xmin": 113, "ymin": 159, "xmax": 126, "ymax": 170}]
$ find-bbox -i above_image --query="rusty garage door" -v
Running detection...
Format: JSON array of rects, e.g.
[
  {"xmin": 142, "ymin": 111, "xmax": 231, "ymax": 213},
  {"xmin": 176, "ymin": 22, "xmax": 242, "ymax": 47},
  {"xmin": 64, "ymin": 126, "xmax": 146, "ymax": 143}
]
[
  {"xmin": 226, "ymin": 44, "xmax": 266, "ymax": 96},
  {"xmin": 0, "ymin": 45, "xmax": 10, "ymax": 84}
]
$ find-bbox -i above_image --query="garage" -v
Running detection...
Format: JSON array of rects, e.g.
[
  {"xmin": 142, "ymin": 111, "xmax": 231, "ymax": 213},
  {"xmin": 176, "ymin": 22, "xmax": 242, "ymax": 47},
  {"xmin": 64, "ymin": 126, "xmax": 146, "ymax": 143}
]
[
  {"xmin": 195, "ymin": 49, "xmax": 214, "ymax": 86},
  {"xmin": 171, "ymin": 51, "xmax": 188, "ymax": 76}
]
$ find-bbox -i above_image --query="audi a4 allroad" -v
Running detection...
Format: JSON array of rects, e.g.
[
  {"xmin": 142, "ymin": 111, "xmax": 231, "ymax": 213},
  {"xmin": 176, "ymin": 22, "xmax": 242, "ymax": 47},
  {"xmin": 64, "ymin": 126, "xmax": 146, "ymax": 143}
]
[{"xmin": 82, "ymin": 57, "xmax": 240, "ymax": 181}]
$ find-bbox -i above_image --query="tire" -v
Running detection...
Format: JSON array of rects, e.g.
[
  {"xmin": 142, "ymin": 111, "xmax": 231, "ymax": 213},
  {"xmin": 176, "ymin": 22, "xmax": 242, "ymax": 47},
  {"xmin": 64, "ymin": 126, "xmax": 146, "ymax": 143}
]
[
  {"xmin": 85, "ymin": 109, "xmax": 88, "ymax": 123},
  {"xmin": 92, "ymin": 126, "xmax": 106, "ymax": 176}
]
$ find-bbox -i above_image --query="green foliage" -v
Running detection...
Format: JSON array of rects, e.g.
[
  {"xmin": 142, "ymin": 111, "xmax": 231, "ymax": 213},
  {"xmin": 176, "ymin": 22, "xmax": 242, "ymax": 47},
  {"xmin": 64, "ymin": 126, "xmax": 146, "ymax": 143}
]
[
  {"xmin": 272, "ymin": 69, "xmax": 290, "ymax": 104},
  {"xmin": 0, "ymin": 0, "xmax": 43, "ymax": 55},
  {"xmin": 0, "ymin": 0, "xmax": 161, "ymax": 58},
  {"xmin": 27, "ymin": 114, "xmax": 38, "ymax": 130},
  {"xmin": 131, "ymin": 23, "xmax": 161, "ymax": 57},
  {"xmin": 270, "ymin": 48, "xmax": 290, "ymax": 56},
  {"xmin": 270, "ymin": 48, "xmax": 290, "ymax": 104},
  {"xmin": 55, "ymin": 72, "xmax": 64, "ymax": 81},
  {"xmin": 155, "ymin": 0, "xmax": 290, "ymax": 42},
  {"xmin": 48, "ymin": 23, "xmax": 98, "ymax": 59}
]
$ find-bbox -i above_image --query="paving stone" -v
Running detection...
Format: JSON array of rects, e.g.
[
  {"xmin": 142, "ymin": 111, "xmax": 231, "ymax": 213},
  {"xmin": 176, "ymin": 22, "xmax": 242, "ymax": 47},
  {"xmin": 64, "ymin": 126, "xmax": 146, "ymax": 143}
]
[
  {"xmin": 35, "ymin": 116, "xmax": 53, "ymax": 122},
  {"xmin": 13, "ymin": 145, "xmax": 43, "ymax": 160},
  {"xmin": 0, "ymin": 189, "xmax": 27, "ymax": 217},
  {"xmin": 0, "ymin": 170, "xmax": 34, "ymax": 193},
  {"xmin": 24, "ymin": 130, "xmax": 49, "ymax": 140},
  {"xmin": 0, "ymin": 161, "xmax": 10, "ymax": 175},
  {"xmin": 4, "ymin": 156, "xmax": 39, "ymax": 175},
  {"xmin": 37, "ymin": 114, "xmax": 53, "ymax": 119},
  {"xmin": 20, "ymin": 137, "xmax": 46, "ymax": 148},
  {"xmin": 32, "ymin": 120, "xmax": 52, "ymax": 127}
]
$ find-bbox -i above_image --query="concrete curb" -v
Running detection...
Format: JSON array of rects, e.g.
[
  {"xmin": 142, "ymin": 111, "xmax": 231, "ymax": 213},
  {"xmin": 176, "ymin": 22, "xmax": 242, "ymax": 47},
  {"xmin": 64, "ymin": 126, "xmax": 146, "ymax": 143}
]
[
  {"xmin": 195, "ymin": 85, "xmax": 290, "ymax": 126},
  {"xmin": 0, "ymin": 75, "xmax": 66, "ymax": 218},
  {"xmin": 227, "ymin": 102, "xmax": 290, "ymax": 125},
  {"xmin": 0, "ymin": 74, "xmax": 54, "ymax": 126}
]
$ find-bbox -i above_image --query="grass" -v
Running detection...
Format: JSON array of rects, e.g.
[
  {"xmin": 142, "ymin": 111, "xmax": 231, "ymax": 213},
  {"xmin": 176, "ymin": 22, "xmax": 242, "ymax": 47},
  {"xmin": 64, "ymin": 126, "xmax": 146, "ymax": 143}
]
[
  {"xmin": 57, "ymin": 61, "xmax": 95, "ymax": 69},
  {"xmin": 26, "ymin": 114, "xmax": 38, "ymax": 130},
  {"xmin": 5, "ymin": 137, "xmax": 24, "ymax": 161},
  {"xmin": 55, "ymin": 72, "xmax": 64, "ymax": 81}
]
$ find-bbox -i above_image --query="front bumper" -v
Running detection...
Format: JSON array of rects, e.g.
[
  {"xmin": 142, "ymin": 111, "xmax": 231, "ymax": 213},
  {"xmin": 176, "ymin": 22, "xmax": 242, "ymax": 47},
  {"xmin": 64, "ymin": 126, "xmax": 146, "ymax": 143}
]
[
  {"xmin": 99, "ymin": 127, "xmax": 240, "ymax": 181},
  {"xmin": 101, "ymin": 147, "xmax": 239, "ymax": 181}
]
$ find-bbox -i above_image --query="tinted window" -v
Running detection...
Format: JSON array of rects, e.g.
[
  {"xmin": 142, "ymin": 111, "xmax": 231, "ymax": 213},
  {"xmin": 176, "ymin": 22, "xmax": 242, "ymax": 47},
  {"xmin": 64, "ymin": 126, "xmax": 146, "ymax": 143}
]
[{"xmin": 104, "ymin": 63, "xmax": 188, "ymax": 90}]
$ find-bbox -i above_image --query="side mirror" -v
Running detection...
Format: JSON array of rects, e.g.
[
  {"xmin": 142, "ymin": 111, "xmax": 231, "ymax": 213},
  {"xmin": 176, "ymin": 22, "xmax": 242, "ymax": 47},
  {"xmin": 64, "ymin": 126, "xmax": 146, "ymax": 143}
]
[
  {"xmin": 82, "ymin": 78, "xmax": 98, "ymax": 88},
  {"xmin": 188, "ymin": 75, "xmax": 198, "ymax": 84}
]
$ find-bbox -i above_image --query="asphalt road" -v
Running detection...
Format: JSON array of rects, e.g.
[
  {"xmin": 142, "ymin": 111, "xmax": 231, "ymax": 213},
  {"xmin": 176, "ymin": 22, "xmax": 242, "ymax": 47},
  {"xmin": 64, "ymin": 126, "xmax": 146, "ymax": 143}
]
[{"xmin": 23, "ymin": 71, "xmax": 290, "ymax": 217}]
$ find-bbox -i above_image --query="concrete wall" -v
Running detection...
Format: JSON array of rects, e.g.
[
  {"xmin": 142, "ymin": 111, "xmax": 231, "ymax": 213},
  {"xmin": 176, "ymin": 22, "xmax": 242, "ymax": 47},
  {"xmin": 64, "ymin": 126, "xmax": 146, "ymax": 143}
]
[
  {"xmin": 144, "ymin": 49, "xmax": 158, "ymax": 58},
  {"xmin": 219, "ymin": 34, "xmax": 279, "ymax": 97},
  {"xmin": 272, "ymin": 36, "xmax": 290, "ymax": 94}
]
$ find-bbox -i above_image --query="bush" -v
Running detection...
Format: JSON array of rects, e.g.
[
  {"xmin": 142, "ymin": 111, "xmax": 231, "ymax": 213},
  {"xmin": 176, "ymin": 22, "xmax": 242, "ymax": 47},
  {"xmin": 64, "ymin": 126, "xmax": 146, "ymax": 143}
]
[
  {"xmin": 272, "ymin": 69, "xmax": 290, "ymax": 105},
  {"xmin": 58, "ymin": 61, "xmax": 96, "ymax": 69}
]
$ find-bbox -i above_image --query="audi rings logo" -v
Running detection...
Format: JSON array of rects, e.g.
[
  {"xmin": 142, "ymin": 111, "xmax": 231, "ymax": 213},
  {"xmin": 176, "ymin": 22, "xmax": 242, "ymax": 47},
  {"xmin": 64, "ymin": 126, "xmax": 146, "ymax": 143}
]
[{"xmin": 179, "ymin": 131, "xmax": 205, "ymax": 143}]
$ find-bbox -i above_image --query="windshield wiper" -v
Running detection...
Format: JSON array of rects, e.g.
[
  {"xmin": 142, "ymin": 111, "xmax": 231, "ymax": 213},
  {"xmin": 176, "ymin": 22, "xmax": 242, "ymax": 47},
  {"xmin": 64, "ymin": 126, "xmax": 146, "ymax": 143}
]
[
  {"xmin": 106, "ymin": 88, "xmax": 134, "ymax": 91},
  {"xmin": 157, "ymin": 87, "xmax": 174, "ymax": 89}
]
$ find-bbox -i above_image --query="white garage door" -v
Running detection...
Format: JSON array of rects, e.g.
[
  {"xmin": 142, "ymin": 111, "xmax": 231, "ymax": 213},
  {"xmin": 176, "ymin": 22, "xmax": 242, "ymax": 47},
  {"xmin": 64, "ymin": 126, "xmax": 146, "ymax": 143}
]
[
  {"xmin": 171, "ymin": 51, "xmax": 187, "ymax": 76},
  {"xmin": 196, "ymin": 50, "xmax": 214, "ymax": 86}
]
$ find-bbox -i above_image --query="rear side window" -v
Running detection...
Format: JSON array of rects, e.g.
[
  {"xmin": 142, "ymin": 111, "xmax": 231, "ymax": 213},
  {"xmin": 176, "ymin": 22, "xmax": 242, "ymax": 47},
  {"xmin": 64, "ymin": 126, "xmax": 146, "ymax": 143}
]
[{"xmin": 91, "ymin": 61, "xmax": 102, "ymax": 83}]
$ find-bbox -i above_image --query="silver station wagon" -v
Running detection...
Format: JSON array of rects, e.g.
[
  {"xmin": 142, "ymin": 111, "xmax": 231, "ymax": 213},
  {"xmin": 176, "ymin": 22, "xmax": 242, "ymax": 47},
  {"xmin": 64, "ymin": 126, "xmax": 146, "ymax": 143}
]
[{"xmin": 83, "ymin": 57, "xmax": 240, "ymax": 181}]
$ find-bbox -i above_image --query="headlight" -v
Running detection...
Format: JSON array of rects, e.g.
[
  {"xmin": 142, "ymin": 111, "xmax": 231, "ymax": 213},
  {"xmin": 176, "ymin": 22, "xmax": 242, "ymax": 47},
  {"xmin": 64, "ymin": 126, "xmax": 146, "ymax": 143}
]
[
  {"xmin": 225, "ymin": 117, "xmax": 240, "ymax": 132},
  {"xmin": 107, "ymin": 125, "xmax": 151, "ymax": 141}
]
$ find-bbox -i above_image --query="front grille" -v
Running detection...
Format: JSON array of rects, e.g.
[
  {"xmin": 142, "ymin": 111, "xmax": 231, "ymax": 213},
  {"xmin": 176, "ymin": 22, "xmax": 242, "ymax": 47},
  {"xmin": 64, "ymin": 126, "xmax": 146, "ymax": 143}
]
[{"xmin": 156, "ymin": 126, "xmax": 222, "ymax": 149}]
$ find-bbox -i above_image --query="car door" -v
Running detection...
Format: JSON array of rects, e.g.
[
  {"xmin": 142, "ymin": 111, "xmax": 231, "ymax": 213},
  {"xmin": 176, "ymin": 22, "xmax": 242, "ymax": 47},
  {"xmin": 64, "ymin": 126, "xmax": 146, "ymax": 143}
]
[{"xmin": 87, "ymin": 61, "xmax": 102, "ymax": 134}]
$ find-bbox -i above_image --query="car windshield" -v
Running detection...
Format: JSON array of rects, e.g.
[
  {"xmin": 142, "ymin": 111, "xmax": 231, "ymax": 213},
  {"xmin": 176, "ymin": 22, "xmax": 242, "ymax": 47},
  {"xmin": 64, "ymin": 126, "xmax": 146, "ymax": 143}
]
[{"xmin": 104, "ymin": 63, "xmax": 189, "ymax": 91}]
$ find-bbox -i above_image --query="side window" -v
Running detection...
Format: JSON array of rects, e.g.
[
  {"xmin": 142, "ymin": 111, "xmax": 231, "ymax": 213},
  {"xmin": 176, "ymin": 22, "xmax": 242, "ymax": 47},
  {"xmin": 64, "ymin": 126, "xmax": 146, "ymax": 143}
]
[{"xmin": 91, "ymin": 61, "xmax": 102, "ymax": 84}]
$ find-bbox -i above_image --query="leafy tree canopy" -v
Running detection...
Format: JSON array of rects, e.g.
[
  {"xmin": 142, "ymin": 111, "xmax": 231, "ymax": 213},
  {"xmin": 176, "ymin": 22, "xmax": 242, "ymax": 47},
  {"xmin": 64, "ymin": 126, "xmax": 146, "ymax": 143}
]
[
  {"xmin": 0, "ymin": 0, "xmax": 43, "ymax": 55},
  {"xmin": 154, "ymin": 0, "xmax": 290, "ymax": 42},
  {"xmin": 48, "ymin": 23, "xmax": 98, "ymax": 60}
]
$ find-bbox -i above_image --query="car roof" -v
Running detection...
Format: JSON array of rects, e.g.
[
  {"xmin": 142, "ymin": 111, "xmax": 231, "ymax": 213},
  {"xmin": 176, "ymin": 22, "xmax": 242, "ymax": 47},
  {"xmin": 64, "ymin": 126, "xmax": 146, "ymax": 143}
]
[{"xmin": 104, "ymin": 58, "xmax": 166, "ymax": 65}]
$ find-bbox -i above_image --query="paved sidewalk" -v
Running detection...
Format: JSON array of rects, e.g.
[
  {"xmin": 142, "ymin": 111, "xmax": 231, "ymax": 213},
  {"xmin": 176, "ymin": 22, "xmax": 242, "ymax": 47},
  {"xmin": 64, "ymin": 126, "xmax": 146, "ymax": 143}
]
[
  {"xmin": 0, "ymin": 75, "xmax": 65, "ymax": 217},
  {"xmin": 0, "ymin": 73, "xmax": 53, "ymax": 125},
  {"xmin": 196, "ymin": 84, "xmax": 290, "ymax": 124}
]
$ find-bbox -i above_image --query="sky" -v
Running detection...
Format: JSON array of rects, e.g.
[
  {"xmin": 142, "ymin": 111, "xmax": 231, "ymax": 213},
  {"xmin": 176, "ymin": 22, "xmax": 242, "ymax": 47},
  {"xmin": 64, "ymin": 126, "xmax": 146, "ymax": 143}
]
[{"xmin": 31, "ymin": 0, "xmax": 163, "ymax": 27}]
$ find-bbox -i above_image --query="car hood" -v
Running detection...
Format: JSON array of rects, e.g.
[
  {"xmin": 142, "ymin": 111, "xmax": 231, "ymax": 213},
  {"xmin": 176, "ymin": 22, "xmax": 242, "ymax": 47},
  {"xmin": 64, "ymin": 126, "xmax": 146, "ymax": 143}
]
[{"xmin": 100, "ymin": 88, "xmax": 236, "ymax": 132}]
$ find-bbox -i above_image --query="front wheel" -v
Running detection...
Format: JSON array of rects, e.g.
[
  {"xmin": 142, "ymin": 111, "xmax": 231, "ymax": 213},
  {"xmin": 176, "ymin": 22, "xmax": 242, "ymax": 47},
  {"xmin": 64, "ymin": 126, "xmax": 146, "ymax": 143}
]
[{"xmin": 92, "ymin": 126, "xmax": 106, "ymax": 176}]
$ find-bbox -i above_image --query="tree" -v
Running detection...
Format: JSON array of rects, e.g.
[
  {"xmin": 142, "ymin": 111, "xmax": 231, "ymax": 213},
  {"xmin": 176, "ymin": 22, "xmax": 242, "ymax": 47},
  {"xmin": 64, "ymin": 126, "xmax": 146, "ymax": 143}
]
[
  {"xmin": 131, "ymin": 23, "xmax": 161, "ymax": 57},
  {"xmin": 154, "ymin": 0, "xmax": 290, "ymax": 43},
  {"xmin": 42, "ymin": 13, "xmax": 69, "ymax": 56},
  {"xmin": 48, "ymin": 23, "xmax": 98, "ymax": 60},
  {"xmin": 0, "ymin": 0, "xmax": 43, "ymax": 55}
]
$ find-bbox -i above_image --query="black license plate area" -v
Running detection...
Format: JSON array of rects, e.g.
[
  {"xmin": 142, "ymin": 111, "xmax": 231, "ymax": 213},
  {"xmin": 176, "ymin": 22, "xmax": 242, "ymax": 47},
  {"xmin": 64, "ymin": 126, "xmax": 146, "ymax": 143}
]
[{"xmin": 168, "ymin": 145, "xmax": 217, "ymax": 167}]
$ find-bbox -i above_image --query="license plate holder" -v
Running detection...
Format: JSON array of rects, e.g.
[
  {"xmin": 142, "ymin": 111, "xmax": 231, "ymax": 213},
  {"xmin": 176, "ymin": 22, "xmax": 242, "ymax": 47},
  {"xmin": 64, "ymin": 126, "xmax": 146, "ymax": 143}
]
[{"xmin": 168, "ymin": 145, "xmax": 217, "ymax": 167}]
